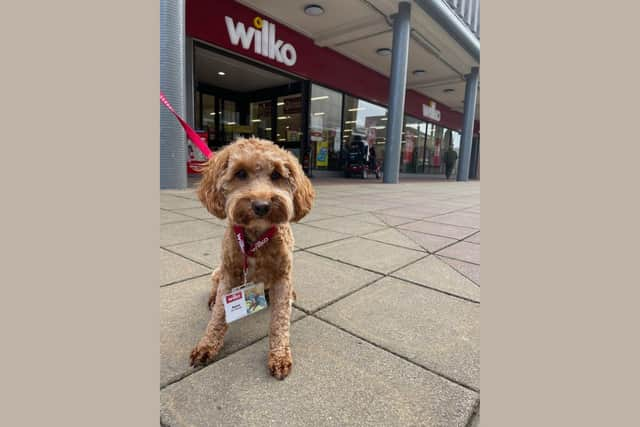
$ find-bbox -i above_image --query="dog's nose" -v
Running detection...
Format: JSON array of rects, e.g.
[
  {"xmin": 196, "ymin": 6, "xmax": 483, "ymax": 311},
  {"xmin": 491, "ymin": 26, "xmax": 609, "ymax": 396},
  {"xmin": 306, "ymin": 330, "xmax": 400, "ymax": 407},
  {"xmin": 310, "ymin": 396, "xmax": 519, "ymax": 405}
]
[{"xmin": 251, "ymin": 200, "xmax": 271, "ymax": 217}]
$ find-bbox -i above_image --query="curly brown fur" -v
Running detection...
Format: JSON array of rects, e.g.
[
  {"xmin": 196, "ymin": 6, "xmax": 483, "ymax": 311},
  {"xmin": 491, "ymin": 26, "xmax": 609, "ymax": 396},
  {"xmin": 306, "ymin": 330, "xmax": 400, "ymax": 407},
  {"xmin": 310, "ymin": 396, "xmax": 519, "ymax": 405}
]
[{"xmin": 190, "ymin": 138, "xmax": 315, "ymax": 380}]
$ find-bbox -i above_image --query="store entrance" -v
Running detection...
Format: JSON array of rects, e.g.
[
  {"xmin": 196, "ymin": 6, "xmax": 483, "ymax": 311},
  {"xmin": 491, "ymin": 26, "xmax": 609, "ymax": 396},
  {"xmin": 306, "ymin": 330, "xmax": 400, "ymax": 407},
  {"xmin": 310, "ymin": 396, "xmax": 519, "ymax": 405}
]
[{"xmin": 193, "ymin": 42, "xmax": 306, "ymax": 159}]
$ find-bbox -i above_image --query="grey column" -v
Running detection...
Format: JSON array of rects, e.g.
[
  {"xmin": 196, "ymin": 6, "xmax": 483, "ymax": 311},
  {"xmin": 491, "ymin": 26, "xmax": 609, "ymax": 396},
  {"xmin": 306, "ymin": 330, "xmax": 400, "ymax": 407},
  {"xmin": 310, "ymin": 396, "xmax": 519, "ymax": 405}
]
[
  {"xmin": 457, "ymin": 66, "xmax": 479, "ymax": 181},
  {"xmin": 383, "ymin": 1, "xmax": 411, "ymax": 184},
  {"xmin": 185, "ymin": 37, "xmax": 195, "ymax": 127},
  {"xmin": 160, "ymin": 0, "xmax": 187, "ymax": 189}
]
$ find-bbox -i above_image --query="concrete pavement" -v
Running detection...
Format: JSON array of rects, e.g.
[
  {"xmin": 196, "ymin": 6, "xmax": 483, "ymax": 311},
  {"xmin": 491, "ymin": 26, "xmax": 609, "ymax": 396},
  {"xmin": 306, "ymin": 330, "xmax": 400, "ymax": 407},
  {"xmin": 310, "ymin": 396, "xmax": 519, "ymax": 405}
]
[{"xmin": 160, "ymin": 178, "xmax": 480, "ymax": 426}]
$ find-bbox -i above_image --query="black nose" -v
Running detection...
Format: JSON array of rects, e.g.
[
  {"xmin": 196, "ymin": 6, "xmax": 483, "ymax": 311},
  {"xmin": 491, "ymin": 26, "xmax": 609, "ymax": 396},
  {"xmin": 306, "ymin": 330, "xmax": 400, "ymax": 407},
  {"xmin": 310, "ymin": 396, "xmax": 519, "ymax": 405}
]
[{"xmin": 251, "ymin": 200, "xmax": 271, "ymax": 217}]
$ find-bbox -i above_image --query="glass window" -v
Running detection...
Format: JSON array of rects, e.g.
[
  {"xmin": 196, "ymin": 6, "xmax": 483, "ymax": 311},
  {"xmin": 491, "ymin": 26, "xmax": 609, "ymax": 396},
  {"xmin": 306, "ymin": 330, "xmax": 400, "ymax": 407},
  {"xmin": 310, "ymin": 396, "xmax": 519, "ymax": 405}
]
[
  {"xmin": 342, "ymin": 95, "xmax": 388, "ymax": 169},
  {"xmin": 202, "ymin": 94, "xmax": 217, "ymax": 144},
  {"xmin": 195, "ymin": 91, "xmax": 202, "ymax": 130},
  {"xmin": 250, "ymin": 100, "xmax": 273, "ymax": 141},
  {"xmin": 309, "ymin": 84, "xmax": 343, "ymax": 170},
  {"xmin": 400, "ymin": 116, "xmax": 426, "ymax": 173},
  {"xmin": 276, "ymin": 94, "xmax": 303, "ymax": 153}
]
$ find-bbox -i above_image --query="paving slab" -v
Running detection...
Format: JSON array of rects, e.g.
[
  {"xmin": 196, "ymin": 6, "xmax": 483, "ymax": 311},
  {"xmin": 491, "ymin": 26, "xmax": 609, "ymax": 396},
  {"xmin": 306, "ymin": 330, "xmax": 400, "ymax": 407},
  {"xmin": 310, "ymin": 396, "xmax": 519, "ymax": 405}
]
[
  {"xmin": 160, "ymin": 194, "xmax": 203, "ymax": 210},
  {"xmin": 344, "ymin": 212, "xmax": 388, "ymax": 225},
  {"xmin": 160, "ymin": 276, "xmax": 304, "ymax": 387},
  {"xmin": 371, "ymin": 213, "xmax": 416, "ymax": 226},
  {"xmin": 392, "ymin": 256, "xmax": 480, "ymax": 302},
  {"xmin": 291, "ymin": 223, "xmax": 350, "ymax": 249},
  {"xmin": 160, "ymin": 220, "xmax": 226, "ymax": 247},
  {"xmin": 164, "ymin": 237, "xmax": 224, "ymax": 269},
  {"xmin": 399, "ymin": 220, "xmax": 478, "ymax": 240},
  {"xmin": 160, "ymin": 248, "xmax": 210, "ymax": 286},
  {"xmin": 396, "ymin": 229, "xmax": 457, "ymax": 253},
  {"xmin": 161, "ymin": 316, "xmax": 478, "ymax": 427},
  {"xmin": 439, "ymin": 256, "xmax": 480, "ymax": 285},
  {"xmin": 161, "ymin": 209, "xmax": 193, "ymax": 225},
  {"xmin": 308, "ymin": 237, "xmax": 425, "ymax": 274},
  {"xmin": 429, "ymin": 211, "xmax": 481, "ymax": 228},
  {"xmin": 172, "ymin": 206, "xmax": 212, "ymax": 219},
  {"xmin": 292, "ymin": 251, "xmax": 382, "ymax": 312},
  {"xmin": 305, "ymin": 205, "xmax": 362, "ymax": 217},
  {"xmin": 317, "ymin": 277, "xmax": 480, "ymax": 390},
  {"xmin": 465, "ymin": 231, "xmax": 480, "ymax": 244},
  {"xmin": 437, "ymin": 241, "xmax": 481, "ymax": 265},
  {"xmin": 361, "ymin": 228, "xmax": 424, "ymax": 251},
  {"xmin": 304, "ymin": 217, "xmax": 388, "ymax": 236},
  {"xmin": 375, "ymin": 207, "xmax": 435, "ymax": 220}
]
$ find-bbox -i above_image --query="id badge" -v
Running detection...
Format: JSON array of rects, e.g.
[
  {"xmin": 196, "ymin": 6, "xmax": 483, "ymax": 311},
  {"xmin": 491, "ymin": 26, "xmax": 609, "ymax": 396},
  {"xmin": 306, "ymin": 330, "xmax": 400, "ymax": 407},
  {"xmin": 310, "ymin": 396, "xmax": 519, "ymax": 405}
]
[{"xmin": 222, "ymin": 282, "xmax": 268, "ymax": 323}]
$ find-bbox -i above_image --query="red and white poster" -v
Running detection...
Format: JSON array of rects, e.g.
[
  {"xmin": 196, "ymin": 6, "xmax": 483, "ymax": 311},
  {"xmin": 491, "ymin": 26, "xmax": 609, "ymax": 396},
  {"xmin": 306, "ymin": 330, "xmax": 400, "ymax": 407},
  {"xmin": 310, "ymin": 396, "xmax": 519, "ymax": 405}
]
[
  {"xmin": 433, "ymin": 137, "xmax": 441, "ymax": 167},
  {"xmin": 187, "ymin": 130, "xmax": 209, "ymax": 174}
]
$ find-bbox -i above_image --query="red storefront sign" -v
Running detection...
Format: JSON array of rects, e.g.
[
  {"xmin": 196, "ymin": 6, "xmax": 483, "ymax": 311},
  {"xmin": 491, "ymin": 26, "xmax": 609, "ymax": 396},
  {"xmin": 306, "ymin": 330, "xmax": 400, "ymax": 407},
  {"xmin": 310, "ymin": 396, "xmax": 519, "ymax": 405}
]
[{"xmin": 186, "ymin": 0, "xmax": 468, "ymax": 131}]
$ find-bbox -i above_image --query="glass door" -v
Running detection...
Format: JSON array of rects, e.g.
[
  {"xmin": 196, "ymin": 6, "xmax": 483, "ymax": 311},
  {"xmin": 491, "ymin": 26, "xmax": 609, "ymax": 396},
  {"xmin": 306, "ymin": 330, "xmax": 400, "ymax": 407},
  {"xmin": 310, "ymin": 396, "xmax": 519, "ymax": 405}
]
[
  {"xmin": 276, "ymin": 94, "xmax": 303, "ymax": 158},
  {"xmin": 250, "ymin": 100, "xmax": 273, "ymax": 141}
]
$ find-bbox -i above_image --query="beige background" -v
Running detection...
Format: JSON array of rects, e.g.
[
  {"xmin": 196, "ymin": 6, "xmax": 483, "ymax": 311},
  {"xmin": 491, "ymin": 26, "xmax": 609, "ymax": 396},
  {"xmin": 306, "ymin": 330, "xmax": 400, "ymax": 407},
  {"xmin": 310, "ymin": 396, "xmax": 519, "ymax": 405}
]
[
  {"xmin": 1, "ymin": 0, "xmax": 640, "ymax": 426},
  {"xmin": 0, "ymin": 0, "xmax": 159, "ymax": 426}
]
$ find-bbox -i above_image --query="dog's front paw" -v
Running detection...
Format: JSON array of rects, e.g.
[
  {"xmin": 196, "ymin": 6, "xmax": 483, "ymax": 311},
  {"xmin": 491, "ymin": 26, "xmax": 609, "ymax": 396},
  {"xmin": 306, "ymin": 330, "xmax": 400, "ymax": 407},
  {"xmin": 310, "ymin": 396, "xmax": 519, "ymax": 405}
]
[
  {"xmin": 190, "ymin": 339, "xmax": 221, "ymax": 367},
  {"xmin": 268, "ymin": 348, "xmax": 292, "ymax": 380},
  {"xmin": 208, "ymin": 293, "xmax": 216, "ymax": 310}
]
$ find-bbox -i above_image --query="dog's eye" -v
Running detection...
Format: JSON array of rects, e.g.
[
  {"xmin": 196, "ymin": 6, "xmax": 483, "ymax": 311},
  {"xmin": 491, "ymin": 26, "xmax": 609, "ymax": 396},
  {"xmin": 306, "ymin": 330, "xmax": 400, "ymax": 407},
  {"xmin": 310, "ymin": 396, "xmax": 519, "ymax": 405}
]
[
  {"xmin": 270, "ymin": 170, "xmax": 282, "ymax": 180},
  {"xmin": 235, "ymin": 169, "xmax": 248, "ymax": 180}
]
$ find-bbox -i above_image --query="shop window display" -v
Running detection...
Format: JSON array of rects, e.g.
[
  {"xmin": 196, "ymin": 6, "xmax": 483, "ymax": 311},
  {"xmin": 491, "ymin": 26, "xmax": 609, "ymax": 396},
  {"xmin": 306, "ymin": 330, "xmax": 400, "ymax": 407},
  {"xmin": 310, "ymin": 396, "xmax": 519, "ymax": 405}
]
[{"xmin": 342, "ymin": 95, "xmax": 388, "ymax": 170}]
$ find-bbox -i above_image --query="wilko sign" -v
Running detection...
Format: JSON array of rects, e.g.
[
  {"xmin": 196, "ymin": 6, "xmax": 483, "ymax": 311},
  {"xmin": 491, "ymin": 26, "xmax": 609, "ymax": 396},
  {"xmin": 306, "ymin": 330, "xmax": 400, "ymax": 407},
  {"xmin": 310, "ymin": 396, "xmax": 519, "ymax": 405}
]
[
  {"xmin": 224, "ymin": 16, "xmax": 297, "ymax": 66},
  {"xmin": 422, "ymin": 101, "xmax": 441, "ymax": 122}
]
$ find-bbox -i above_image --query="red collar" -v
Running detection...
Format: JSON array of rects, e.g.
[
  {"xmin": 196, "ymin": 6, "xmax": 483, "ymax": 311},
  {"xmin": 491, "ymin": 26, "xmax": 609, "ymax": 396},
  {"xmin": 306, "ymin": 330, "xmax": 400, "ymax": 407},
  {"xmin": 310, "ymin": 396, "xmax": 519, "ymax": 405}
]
[
  {"xmin": 233, "ymin": 225, "xmax": 277, "ymax": 284},
  {"xmin": 232, "ymin": 225, "xmax": 277, "ymax": 257}
]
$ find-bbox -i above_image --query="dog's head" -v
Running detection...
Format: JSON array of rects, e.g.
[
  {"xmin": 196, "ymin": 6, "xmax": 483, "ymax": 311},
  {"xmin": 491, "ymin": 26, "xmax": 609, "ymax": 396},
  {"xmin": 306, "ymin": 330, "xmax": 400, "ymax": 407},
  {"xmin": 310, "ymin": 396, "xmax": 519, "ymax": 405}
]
[{"xmin": 197, "ymin": 138, "xmax": 315, "ymax": 227}]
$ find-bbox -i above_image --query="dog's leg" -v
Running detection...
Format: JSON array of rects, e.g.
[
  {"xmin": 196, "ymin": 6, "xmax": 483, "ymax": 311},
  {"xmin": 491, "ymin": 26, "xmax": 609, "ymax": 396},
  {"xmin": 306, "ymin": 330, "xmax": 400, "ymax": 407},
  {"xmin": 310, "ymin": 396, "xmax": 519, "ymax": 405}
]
[
  {"xmin": 208, "ymin": 267, "xmax": 222, "ymax": 310},
  {"xmin": 190, "ymin": 283, "xmax": 228, "ymax": 367},
  {"xmin": 267, "ymin": 280, "xmax": 293, "ymax": 380}
]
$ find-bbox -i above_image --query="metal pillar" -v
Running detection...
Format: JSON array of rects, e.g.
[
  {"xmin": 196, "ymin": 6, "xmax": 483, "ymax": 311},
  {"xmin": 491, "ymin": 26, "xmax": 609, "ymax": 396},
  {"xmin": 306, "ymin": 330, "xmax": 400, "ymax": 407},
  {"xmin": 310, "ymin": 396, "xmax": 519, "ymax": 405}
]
[
  {"xmin": 457, "ymin": 66, "xmax": 479, "ymax": 181},
  {"xmin": 160, "ymin": 0, "xmax": 187, "ymax": 189},
  {"xmin": 382, "ymin": 1, "xmax": 411, "ymax": 184},
  {"xmin": 185, "ymin": 37, "xmax": 195, "ymax": 127}
]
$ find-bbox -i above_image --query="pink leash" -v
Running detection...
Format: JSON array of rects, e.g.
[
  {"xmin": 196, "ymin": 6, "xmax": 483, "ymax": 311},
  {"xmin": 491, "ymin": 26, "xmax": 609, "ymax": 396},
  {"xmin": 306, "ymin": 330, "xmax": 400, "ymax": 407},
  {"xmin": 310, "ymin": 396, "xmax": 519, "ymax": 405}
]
[{"xmin": 160, "ymin": 91, "xmax": 213, "ymax": 159}]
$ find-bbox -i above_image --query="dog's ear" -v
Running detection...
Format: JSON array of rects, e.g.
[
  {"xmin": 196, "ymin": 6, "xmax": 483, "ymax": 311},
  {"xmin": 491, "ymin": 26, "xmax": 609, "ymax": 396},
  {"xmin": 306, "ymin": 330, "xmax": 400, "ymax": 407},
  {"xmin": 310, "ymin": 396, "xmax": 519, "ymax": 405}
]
[
  {"xmin": 285, "ymin": 151, "xmax": 315, "ymax": 222},
  {"xmin": 197, "ymin": 147, "xmax": 230, "ymax": 219}
]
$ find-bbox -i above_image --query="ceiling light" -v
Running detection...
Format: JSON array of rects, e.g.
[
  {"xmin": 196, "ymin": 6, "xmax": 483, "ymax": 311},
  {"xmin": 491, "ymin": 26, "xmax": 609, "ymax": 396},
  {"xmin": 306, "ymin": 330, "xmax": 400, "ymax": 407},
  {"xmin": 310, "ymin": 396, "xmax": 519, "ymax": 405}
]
[
  {"xmin": 311, "ymin": 96, "xmax": 328, "ymax": 101},
  {"xmin": 251, "ymin": 119, "xmax": 262, "ymax": 122},
  {"xmin": 217, "ymin": 71, "xmax": 226, "ymax": 76},
  {"xmin": 313, "ymin": 112, "xmax": 325, "ymax": 116},
  {"xmin": 412, "ymin": 69, "xmax": 426, "ymax": 76},
  {"xmin": 345, "ymin": 120, "xmax": 356, "ymax": 124},
  {"xmin": 380, "ymin": 117, "xmax": 388, "ymax": 121},
  {"xmin": 304, "ymin": 4, "xmax": 325, "ymax": 16},
  {"xmin": 376, "ymin": 48, "xmax": 392, "ymax": 56},
  {"xmin": 226, "ymin": 122, "xmax": 236, "ymax": 125},
  {"xmin": 209, "ymin": 112, "xmax": 216, "ymax": 115},
  {"xmin": 277, "ymin": 116, "xmax": 290, "ymax": 120},
  {"xmin": 443, "ymin": 88, "xmax": 455, "ymax": 93},
  {"xmin": 265, "ymin": 128, "xmax": 272, "ymax": 131},
  {"xmin": 277, "ymin": 102, "xmax": 285, "ymax": 106},
  {"xmin": 348, "ymin": 108, "xmax": 364, "ymax": 112}
]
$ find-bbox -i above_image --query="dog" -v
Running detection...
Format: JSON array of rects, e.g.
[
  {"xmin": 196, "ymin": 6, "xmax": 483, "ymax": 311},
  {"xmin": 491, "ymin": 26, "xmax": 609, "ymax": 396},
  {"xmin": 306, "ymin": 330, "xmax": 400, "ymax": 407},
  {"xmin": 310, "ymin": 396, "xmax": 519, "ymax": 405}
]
[{"xmin": 189, "ymin": 137, "xmax": 315, "ymax": 380}]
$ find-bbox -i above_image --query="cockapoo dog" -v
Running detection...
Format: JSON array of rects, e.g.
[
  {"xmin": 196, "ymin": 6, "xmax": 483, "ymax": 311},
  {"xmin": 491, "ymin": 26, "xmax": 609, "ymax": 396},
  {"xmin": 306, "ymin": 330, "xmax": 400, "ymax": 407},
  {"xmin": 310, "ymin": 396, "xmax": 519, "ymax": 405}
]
[{"xmin": 189, "ymin": 137, "xmax": 315, "ymax": 380}]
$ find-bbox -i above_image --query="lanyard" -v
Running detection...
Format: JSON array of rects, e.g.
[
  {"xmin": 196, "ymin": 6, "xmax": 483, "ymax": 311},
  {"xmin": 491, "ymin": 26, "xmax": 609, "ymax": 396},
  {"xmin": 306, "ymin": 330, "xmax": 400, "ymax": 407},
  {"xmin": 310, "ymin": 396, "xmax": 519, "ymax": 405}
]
[{"xmin": 233, "ymin": 225, "xmax": 277, "ymax": 284}]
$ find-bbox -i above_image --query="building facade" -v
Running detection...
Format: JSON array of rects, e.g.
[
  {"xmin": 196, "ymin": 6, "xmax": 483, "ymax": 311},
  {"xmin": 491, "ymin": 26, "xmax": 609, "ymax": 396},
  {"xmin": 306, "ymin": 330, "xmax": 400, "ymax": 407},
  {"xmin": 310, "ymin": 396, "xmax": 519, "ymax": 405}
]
[{"xmin": 161, "ymin": 0, "xmax": 480, "ymax": 188}]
